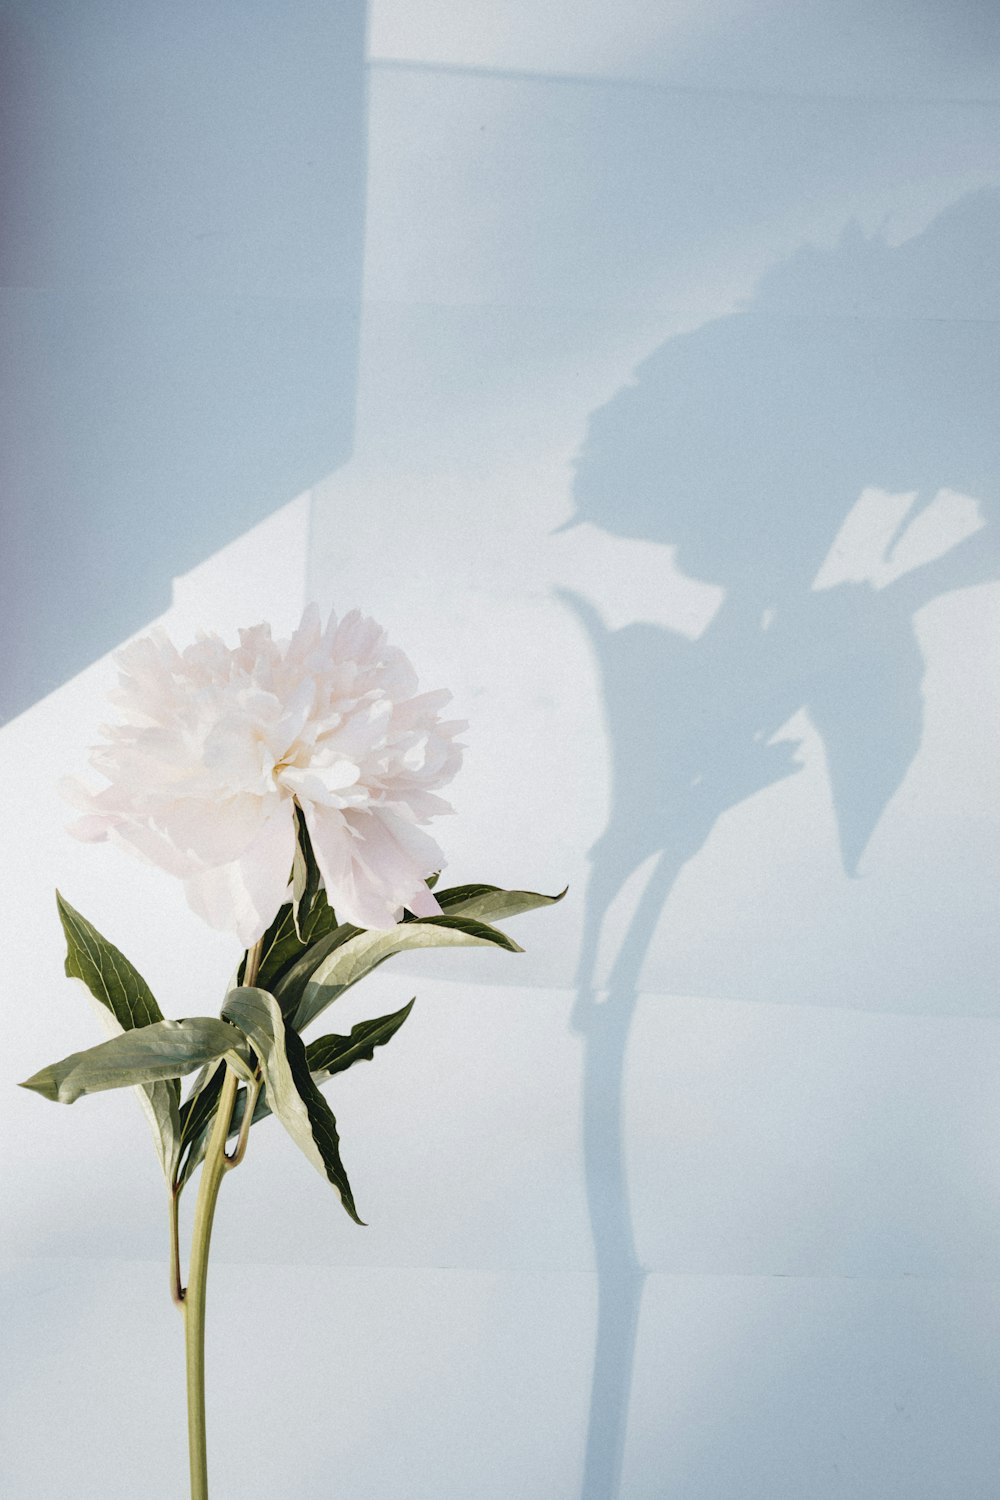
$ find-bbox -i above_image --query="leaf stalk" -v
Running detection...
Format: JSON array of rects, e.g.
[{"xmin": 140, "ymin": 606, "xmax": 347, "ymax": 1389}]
[
  {"xmin": 224, "ymin": 1073, "xmax": 262, "ymax": 1170},
  {"xmin": 169, "ymin": 1186, "xmax": 184, "ymax": 1310}
]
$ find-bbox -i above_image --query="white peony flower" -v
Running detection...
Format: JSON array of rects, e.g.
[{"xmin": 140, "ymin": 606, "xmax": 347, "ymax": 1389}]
[{"xmin": 65, "ymin": 605, "xmax": 466, "ymax": 946}]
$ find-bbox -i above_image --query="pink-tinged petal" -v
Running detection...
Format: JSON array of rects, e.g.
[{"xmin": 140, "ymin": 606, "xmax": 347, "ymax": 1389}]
[
  {"xmin": 112, "ymin": 628, "xmax": 183, "ymax": 685},
  {"xmin": 279, "ymin": 759, "xmax": 360, "ymax": 807},
  {"xmin": 399, "ymin": 789, "xmax": 455, "ymax": 818},
  {"xmin": 374, "ymin": 806, "xmax": 449, "ymax": 872},
  {"xmin": 339, "ymin": 879, "xmax": 403, "ymax": 930},
  {"xmin": 67, "ymin": 814, "xmax": 113, "ymax": 843},
  {"xmin": 59, "ymin": 774, "xmax": 99, "ymax": 813},
  {"xmin": 332, "ymin": 609, "xmax": 385, "ymax": 664},
  {"xmin": 271, "ymin": 676, "xmax": 316, "ymax": 750},
  {"xmin": 301, "ymin": 802, "xmax": 353, "ymax": 895},
  {"xmin": 68, "ymin": 601, "xmax": 461, "ymax": 940},
  {"xmin": 341, "ymin": 808, "xmax": 447, "ymax": 927},
  {"xmin": 318, "ymin": 699, "xmax": 393, "ymax": 760},
  {"xmin": 109, "ymin": 820, "xmax": 202, "ymax": 878},
  {"xmin": 407, "ymin": 884, "xmax": 442, "ymax": 918},
  {"xmin": 346, "ymin": 813, "xmax": 422, "ymax": 900},
  {"xmin": 153, "ymin": 793, "xmax": 274, "ymax": 866},
  {"xmin": 378, "ymin": 645, "xmax": 419, "ymax": 700},
  {"xmin": 389, "ymin": 688, "xmax": 453, "ymax": 730},
  {"xmin": 236, "ymin": 623, "xmax": 273, "ymax": 663},
  {"xmin": 184, "ymin": 804, "xmax": 296, "ymax": 947},
  {"xmin": 202, "ymin": 717, "xmax": 274, "ymax": 785},
  {"xmin": 286, "ymin": 603, "xmax": 322, "ymax": 665},
  {"xmin": 305, "ymin": 803, "xmax": 405, "ymax": 928}
]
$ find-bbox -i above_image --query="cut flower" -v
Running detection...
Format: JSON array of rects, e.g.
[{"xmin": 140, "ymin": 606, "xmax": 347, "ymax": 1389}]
[{"xmin": 66, "ymin": 605, "xmax": 465, "ymax": 944}]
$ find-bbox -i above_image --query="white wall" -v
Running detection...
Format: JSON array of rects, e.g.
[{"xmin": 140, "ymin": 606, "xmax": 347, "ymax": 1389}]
[{"xmin": 3, "ymin": 4, "xmax": 1000, "ymax": 1497}]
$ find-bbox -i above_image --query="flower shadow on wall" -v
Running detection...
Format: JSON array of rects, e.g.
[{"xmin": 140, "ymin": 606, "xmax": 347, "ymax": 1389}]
[{"xmin": 559, "ymin": 187, "xmax": 1000, "ymax": 1500}]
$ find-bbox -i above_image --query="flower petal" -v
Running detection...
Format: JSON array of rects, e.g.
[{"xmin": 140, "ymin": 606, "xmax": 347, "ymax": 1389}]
[
  {"xmin": 109, "ymin": 819, "xmax": 201, "ymax": 879},
  {"xmin": 304, "ymin": 804, "xmax": 407, "ymax": 929},
  {"xmin": 298, "ymin": 802, "xmax": 353, "ymax": 899},
  {"xmin": 407, "ymin": 883, "xmax": 442, "ymax": 918},
  {"xmin": 67, "ymin": 814, "xmax": 114, "ymax": 843},
  {"xmin": 279, "ymin": 759, "xmax": 361, "ymax": 807},
  {"xmin": 154, "ymin": 792, "xmax": 274, "ymax": 867},
  {"xmin": 184, "ymin": 804, "xmax": 296, "ymax": 948},
  {"xmin": 69, "ymin": 602, "xmax": 463, "ymax": 943},
  {"xmin": 342, "ymin": 808, "xmax": 445, "ymax": 929}
]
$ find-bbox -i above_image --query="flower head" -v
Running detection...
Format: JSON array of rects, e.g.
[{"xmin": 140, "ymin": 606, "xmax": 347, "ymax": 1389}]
[{"xmin": 66, "ymin": 605, "xmax": 465, "ymax": 945}]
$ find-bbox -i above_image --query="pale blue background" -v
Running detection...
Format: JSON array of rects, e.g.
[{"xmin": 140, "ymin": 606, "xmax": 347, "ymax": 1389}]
[
  {"xmin": 2, "ymin": 4, "xmax": 1000, "ymax": 1497},
  {"xmin": 0, "ymin": 0, "xmax": 366, "ymax": 722}
]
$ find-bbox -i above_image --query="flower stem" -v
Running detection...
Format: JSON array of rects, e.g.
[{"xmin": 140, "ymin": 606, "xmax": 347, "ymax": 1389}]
[
  {"xmin": 184, "ymin": 1062, "xmax": 239, "ymax": 1500},
  {"xmin": 182, "ymin": 937, "xmax": 263, "ymax": 1500}
]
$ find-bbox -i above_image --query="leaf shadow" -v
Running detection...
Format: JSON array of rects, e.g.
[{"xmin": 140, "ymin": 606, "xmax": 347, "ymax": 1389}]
[{"xmin": 562, "ymin": 186, "xmax": 1000, "ymax": 1499}]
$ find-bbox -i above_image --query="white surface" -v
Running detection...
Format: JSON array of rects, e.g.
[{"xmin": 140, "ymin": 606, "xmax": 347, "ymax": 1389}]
[
  {"xmin": 0, "ymin": 1259, "xmax": 594, "ymax": 1500},
  {"xmin": 5, "ymin": 1260, "xmax": 1000, "ymax": 1498},
  {"xmin": 4, "ymin": 4, "xmax": 1000, "ymax": 1497},
  {"xmin": 369, "ymin": 0, "xmax": 1000, "ymax": 100}
]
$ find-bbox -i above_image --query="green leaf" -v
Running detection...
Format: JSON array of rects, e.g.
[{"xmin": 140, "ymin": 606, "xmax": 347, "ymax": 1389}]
[
  {"xmin": 291, "ymin": 804, "xmax": 322, "ymax": 942},
  {"xmin": 306, "ymin": 999, "xmax": 415, "ymax": 1078},
  {"xmin": 292, "ymin": 915, "xmax": 523, "ymax": 1033},
  {"xmin": 55, "ymin": 892, "xmax": 182, "ymax": 1180},
  {"xmin": 222, "ymin": 987, "xmax": 363, "ymax": 1224},
  {"xmin": 239, "ymin": 904, "xmax": 295, "ymax": 989},
  {"xmin": 248, "ymin": 892, "xmax": 343, "ymax": 996},
  {"xmin": 20, "ymin": 1017, "xmax": 252, "ymax": 1106},
  {"xmin": 175, "ymin": 1001, "xmax": 414, "ymax": 1189},
  {"xmin": 432, "ymin": 883, "xmax": 568, "ymax": 924},
  {"xmin": 175, "ymin": 1070, "xmax": 271, "ymax": 1188},
  {"xmin": 58, "ymin": 891, "xmax": 164, "ymax": 1030},
  {"xmin": 270, "ymin": 917, "xmax": 360, "ymax": 1021},
  {"xmin": 270, "ymin": 883, "xmax": 564, "ymax": 1035},
  {"xmin": 301, "ymin": 889, "xmax": 342, "ymax": 945},
  {"xmin": 176, "ymin": 1061, "xmax": 226, "ymax": 1184}
]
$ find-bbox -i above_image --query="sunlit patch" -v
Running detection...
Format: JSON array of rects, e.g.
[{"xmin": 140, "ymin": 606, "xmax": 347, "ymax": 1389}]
[
  {"xmin": 881, "ymin": 489, "xmax": 986, "ymax": 587},
  {"xmin": 551, "ymin": 519, "xmax": 725, "ymax": 638},
  {"xmin": 812, "ymin": 486, "xmax": 987, "ymax": 593},
  {"xmin": 811, "ymin": 487, "xmax": 917, "ymax": 591}
]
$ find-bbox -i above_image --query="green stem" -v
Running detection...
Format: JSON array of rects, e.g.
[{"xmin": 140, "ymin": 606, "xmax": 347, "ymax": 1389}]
[
  {"xmin": 225, "ymin": 1073, "xmax": 262, "ymax": 1170},
  {"xmin": 169, "ymin": 1186, "xmax": 184, "ymax": 1309},
  {"xmin": 184, "ymin": 1063, "xmax": 239, "ymax": 1500},
  {"xmin": 182, "ymin": 936, "xmax": 263, "ymax": 1500}
]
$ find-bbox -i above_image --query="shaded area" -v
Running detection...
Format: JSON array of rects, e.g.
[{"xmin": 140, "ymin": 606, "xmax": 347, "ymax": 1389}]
[
  {"xmin": 626, "ymin": 1275, "xmax": 1000, "ymax": 1500},
  {"xmin": 0, "ymin": 1, "xmax": 367, "ymax": 722},
  {"xmin": 565, "ymin": 189, "xmax": 1000, "ymax": 1499}
]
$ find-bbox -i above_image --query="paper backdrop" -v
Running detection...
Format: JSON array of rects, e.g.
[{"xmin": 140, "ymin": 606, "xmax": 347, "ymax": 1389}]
[{"xmin": 3, "ymin": 3, "xmax": 1000, "ymax": 1497}]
